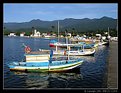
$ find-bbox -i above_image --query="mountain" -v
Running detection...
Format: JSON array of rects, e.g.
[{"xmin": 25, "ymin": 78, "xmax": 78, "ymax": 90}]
[{"xmin": 4, "ymin": 16, "xmax": 117, "ymax": 32}]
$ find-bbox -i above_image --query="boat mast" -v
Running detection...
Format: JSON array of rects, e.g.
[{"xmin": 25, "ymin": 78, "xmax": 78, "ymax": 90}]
[
  {"xmin": 82, "ymin": 44, "xmax": 84, "ymax": 52},
  {"xmin": 108, "ymin": 27, "xmax": 110, "ymax": 36},
  {"xmin": 67, "ymin": 44, "xmax": 70, "ymax": 60},
  {"xmin": 66, "ymin": 32, "xmax": 69, "ymax": 60},
  {"xmin": 66, "ymin": 35, "xmax": 68, "ymax": 44},
  {"xmin": 58, "ymin": 21, "xmax": 59, "ymax": 42}
]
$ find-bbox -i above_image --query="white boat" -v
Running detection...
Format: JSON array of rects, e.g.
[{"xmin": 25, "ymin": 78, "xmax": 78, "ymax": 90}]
[
  {"xmin": 67, "ymin": 49, "xmax": 95, "ymax": 56},
  {"xmin": 40, "ymin": 42, "xmax": 95, "ymax": 56}
]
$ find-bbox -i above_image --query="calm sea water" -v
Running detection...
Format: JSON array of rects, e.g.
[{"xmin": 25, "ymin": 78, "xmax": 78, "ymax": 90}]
[{"xmin": 3, "ymin": 36, "xmax": 109, "ymax": 89}]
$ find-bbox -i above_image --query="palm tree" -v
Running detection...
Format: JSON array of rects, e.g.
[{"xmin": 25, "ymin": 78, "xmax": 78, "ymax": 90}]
[{"xmin": 51, "ymin": 26, "xmax": 55, "ymax": 35}]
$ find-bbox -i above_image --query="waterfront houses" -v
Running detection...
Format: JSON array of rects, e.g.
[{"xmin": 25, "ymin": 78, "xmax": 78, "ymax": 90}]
[
  {"xmin": 8, "ymin": 33, "xmax": 16, "ymax": 37},
  {"xmin": 20, "ymin": 32, "xmax": 25, "ymax": 37}
]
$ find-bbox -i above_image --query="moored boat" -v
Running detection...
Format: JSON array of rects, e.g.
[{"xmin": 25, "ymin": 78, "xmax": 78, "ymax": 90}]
[
  {"xmin": 9, "ymin": 58, "xmax": 83, "ymax": 72},
  {"xmin": 67, "ymin": 48, "xmax": 95, "ymax": 56},
  {"xmin": 41, "ymin": 41, "xmax": 96, "ymax": 56},
  {"xmin": 8, "ymin": 49, "xmax": 83, "ymax": 72}
]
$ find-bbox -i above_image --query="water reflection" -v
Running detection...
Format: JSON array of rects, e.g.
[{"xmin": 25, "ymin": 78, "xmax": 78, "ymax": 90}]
[
  {"xmin": 11, "ymin": 71, "xmax": 83, "ymax": 88},
  {"xmin": 4, "ymin": 37, "xmax": 109, "ymax": 88}
]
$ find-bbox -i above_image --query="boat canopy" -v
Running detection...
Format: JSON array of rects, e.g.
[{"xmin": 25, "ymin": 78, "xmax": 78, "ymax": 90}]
[{"xmin": 50, "ymin": 40, "xmax": 57, "ymax": 43}]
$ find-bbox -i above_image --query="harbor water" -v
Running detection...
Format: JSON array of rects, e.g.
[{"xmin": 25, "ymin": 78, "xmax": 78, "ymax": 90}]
[{"xmin": 3, "ymin": 36, "xmax": 117, "ymax": 89}]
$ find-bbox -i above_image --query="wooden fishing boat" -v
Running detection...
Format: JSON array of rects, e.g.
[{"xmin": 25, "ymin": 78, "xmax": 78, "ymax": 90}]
[
  {"xmin": 55, "ymin": 42, "xmax": 95, "ymax": 56},
  {"xmin": 8, "ymin": 50, "xmax": 83, "ymax": 72},
  {"xmin": 9, "ymin": 59, "xmax": 83, "ymax": 72},
  {"xmin": 67, "ymin": 49, "xmax": 95, "ymax": 56},
  {"xmin": 40, "ymin": 42, "xmax": 96, "ymax": 56}
]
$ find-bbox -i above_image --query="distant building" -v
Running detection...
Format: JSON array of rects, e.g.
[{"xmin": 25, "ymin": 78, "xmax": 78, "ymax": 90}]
[
  {"xmin": 8, "ymin": 33, "xmax": 16, "ymax": 36},
  {"xmin": 102, "ymin": 36, "xmax": 106, "ymax": 40},
  {"xmin": 52, "ymin": 33, "xmax": 56, "ymax": 37},
  {"xmin": 20, "ymin": 32, "xmax": 25, "ymax": 37},
  {"xmin": 96, "ymin": 34, "xmax": 102, "ymax": 40},
  {"xmin": 96, "ymin": 34, "xmax": 101, "ymax": 37},
  {"xmin": 67, "ymin": 33, "xmax": 72, "ymax": 38},
  {"xmin": 42, "ymin": 33, "xmax": 47, "ymax": 37},
  {"xmin": 60, "ymin": 35, "xmax": 64, "ymax": 37},
  {"xmin": 30, "ymin": 29, "xmax": 41, "ymax": 37},
  {"xmin": 111, "ymin": 37, "xmax": 118, "ymax": 41}
]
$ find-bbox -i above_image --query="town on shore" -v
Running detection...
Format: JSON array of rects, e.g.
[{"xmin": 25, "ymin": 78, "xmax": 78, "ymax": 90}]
[{"xmin": 5, "ymin": 28, "xmax": 118, "ymax": 42}]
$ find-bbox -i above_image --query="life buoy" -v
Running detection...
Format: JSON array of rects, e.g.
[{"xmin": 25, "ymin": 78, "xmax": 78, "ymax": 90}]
[{"xmin": 25, "ymin": 46, "xmax": 31, "ymax": 53}]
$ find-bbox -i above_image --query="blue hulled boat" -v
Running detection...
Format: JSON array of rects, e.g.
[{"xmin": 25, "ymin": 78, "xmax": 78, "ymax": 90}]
[{"xmin": 8, "ymin": 50, "xmax": 83, "ymax": 72}]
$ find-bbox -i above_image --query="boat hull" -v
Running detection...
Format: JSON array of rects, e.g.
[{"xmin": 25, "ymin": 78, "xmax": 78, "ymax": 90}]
[
  {"xmin": 9, "ymin": 60, "xmax": 83, "ymax": 72},
  {"xmin": 49, "ymin": 43, "xmax": 55, "ymax": 47},
  {"xmin": 53, "ymin": 49, "xmax": 95, "ymax": 56},
  {"xmin": 67, "ymin": 50, "xmax": 95, "ymax": 56},
  {"xmin": 49, "ymin": 44, "xmax": 67, "ymax": 48}
]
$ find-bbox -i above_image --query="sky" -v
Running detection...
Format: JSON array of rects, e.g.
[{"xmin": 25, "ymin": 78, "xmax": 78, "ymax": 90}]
[{"xmin": 3, "ymin": 3, "xmax": 118, "ymax": 23}]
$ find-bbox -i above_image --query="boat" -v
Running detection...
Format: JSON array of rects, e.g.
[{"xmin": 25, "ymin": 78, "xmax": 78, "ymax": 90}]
[
  {"xmin": 8, "ymin": 48, "xmax": 83, "ymax": 72},
  {"xmin": 49, "ymin": 21, "xmax": 71, "ymax": 48},
  {"xmin": 49, "ymin": 40, "xmax": 66, "ymax": 48},
  {"xmin": 49, "ymin": 40, "xmax": 58, "ymax": 47},
  {"xmin": 65, "ymin": 44, "xmax": 95, "ymax": 56},
  {"xmin": 40, "ymin": 42, "xmax": 95, "ymax": 56},
  {"xmin": 67, "ymin": 49, "xmax": 95, "ymax": 56}
]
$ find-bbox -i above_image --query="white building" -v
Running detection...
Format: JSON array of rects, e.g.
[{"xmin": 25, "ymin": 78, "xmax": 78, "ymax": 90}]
[
  {"xmin": 96, "ymin": 34, "xmax": 102, "ymax": 40},
  {"xmin": 67, "ymin": 33, "xmax": 72, "ymax": 38},
  {"xmin": 52, "ymin": 33, "xmax": 56, "ymax": 37},
  {"xmin": 111, "ymin": 37, "xmax": 118, "ymax": 41},
  {"xmin": 8, "ymin": 33, "xmax": 16, "ymax": 36},
  {"xmin": 30, "ymin": 29, "xmax": 41, "ymax": 37},
  {"xmin": 102, "ymin": 36, "xmax": 106, "ymax": 40},
  {"xmin": 42, "ymin": 33, "xmax": 47, "ymax": 37},
  {"xmin": 96, "ymin": 34, "xmax": 101, "ymax": 37},
  {"xmin": 20, "ymin": 32, "xmax": 25, "ymax": 37}
]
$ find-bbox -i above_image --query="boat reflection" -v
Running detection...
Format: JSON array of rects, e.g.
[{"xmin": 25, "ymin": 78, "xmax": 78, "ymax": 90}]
[{"xmin": 12, "ymin": 71, "xmax": 83, "ymax": 88}]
